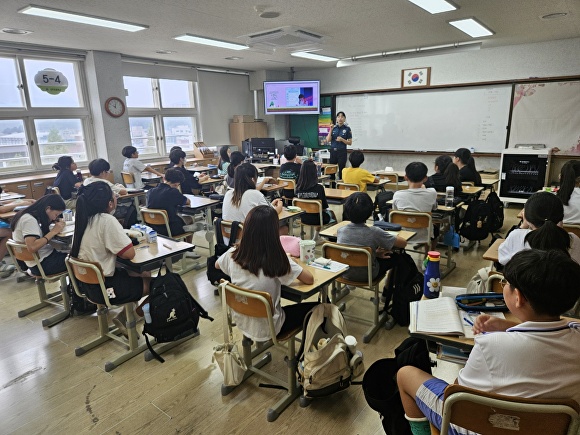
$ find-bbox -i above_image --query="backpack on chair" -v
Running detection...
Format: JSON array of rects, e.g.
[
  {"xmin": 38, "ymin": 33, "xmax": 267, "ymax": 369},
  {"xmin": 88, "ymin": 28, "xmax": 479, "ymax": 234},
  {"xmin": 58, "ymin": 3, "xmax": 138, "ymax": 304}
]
[
  {"xmin": 297, "ymin": 304, "xmax": 364, "ymax": 400},
  {"xmin": 485, "ymin": 191, "xmax": 504, "ymax": 232},
  {"xmin": 382, "ymin": 252, "xmax": 423, "ymax": 326},
  {"xmin": 143, "ymin": 264, "xmax": 214, "ymax": 363},
  {"xmin": 459, "ymin": 199, "xmax": 491, "ymax": 241},
  {"xmin": 206, "ymin": 219, "xmax": 241, "ymax": 286}
]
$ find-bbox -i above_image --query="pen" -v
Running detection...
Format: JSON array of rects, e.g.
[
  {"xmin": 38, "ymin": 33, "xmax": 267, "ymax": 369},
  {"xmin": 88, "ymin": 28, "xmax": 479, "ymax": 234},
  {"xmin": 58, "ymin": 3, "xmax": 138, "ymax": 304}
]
[
  {"xmin": 163, "ymin": 243, "xmax": 173, "ymax": 250},
  {"xmin": 463, "ymin": 316, "xmax": 474, "ymax": 327},
  {"xmin": 137, "ymin": 245, "xmax": 149, "ymax": 250}
]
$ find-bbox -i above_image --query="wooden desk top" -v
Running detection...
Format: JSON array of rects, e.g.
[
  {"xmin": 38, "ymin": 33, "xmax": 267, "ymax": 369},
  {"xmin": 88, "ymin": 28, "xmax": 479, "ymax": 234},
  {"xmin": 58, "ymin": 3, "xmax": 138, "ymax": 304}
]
[
  {"xmin": 199, "ymin": 176, "xmax": 225, "ymax": 186},
  {"xmin": 483, "ymin": 238, "xmax": 503, "ymax": 262},
  {"xmin": 117, "ymin": 236, "xmax": 195, "ymax": 272},
  {"xmin": 183, "ymin": 195, "xmax": 222, "ymax": 210},
  {"xmin": 278, "ymin": 209, "xmax": 303, "ymax": 221},
  {"xmin": 141, "ymin": 172, "xmax": 161, "ymax": 180},
  {"xmin": 324, "ymin": 188, "xmax": 356, "ymax": 200},
  {"xmin": 369, "ymin": 179, "xmax": 389, "ymax": 188},
  {"xmin": 282, "ymin": 257, "xmax": 346, "ymax": 300},
  {"xmin": 319, "ymin": 220, "xmax": 416, "ymax": 241},
  {"xmin": 262, "ymin": 182, "xmax": 287, "ymax": 192},
  {"xmin": 185, "ymin": 165, "xmax": 217, "ymax": 173},
  {"xmin": 462, "ymin": 185, "xmax": 484, "ymax": 195},
  {"xmin": 0, "ymin": 211, "xmax": 16, "ymax": 220},
  {"xmin": 0, "ymin": 192, "xmax": 26, "ymax": 201}
]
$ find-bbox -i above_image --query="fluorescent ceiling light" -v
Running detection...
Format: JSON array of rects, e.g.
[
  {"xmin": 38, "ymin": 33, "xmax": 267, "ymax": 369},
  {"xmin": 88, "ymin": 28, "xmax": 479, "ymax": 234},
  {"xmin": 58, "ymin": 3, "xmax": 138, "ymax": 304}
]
[
  {"xmin": 407, "ymin": 0, "xmax": 457, "ymax": 14},
  {"xmin": 291, "ymin": 51, "xmax": 338, "ymax": 62},
  {"xmin": 18, "ymin": 5, "xmax": 148, "ymax": 32},
  {"xmin": 174, "ymin": 34, "xmax": 248, "ymax": 51},
  {"xmin": 449, "ymin": 18, "xmax": 493, "ymax": 38}
]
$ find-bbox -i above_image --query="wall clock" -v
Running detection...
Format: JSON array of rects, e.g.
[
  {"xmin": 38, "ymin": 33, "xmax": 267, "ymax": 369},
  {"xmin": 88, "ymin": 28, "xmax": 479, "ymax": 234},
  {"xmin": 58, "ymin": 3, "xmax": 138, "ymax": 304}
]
[{"xmin": 104, "ymin": 96, "xmax": 125, "ymax": 117}]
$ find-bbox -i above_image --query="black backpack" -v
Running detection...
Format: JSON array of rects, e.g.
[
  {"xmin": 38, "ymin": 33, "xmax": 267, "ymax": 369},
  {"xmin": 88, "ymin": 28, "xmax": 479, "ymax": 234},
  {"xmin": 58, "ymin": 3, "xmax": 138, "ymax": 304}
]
[
  {"xmin": 143, "ymin": 265, "xmax": 214, "ymax": 363},
  {"xmin": 373, "ymin": 190, "xmax": 395, "ymax": 221},
  {"xmin": 206, "ymin": 219, "xmax": 241, "ymax": 286},
  {"xmin": 114, "ymin": 200, "xmax": 138, "ymax": 229},
  {"xmin": 459, "ymin": 199, "xmax": 491, "ymax": 241},
  {"xmin": 485, "ymin": 191, "xmax": 504, "ymax": 232},
  {"xmin": 383, "ymin": 252, "xmax": 423, "ymax": 326}
]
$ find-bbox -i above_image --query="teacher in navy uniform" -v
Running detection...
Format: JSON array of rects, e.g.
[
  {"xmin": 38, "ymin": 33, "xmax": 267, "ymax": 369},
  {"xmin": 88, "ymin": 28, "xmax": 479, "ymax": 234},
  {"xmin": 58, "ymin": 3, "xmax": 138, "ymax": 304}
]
[{"xmin": 325, "ymin": 111, "xmax": 352, "ymax": 180}]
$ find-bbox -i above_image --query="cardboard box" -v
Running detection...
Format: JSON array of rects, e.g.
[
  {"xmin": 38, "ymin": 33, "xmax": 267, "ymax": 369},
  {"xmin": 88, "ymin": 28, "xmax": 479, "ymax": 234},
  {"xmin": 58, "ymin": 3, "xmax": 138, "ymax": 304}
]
[{"xmin": 233, "ymin": 115, "xmax": 254, "ymax": 123}]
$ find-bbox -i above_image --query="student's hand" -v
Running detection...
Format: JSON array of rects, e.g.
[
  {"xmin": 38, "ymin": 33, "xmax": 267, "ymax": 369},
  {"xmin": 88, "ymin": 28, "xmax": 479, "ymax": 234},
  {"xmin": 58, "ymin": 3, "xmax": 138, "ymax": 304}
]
[
  {"xmin": 272, "ymin": 198, "xmax": 283, "ymax": 213},
  {"xmin": 51, "ymin": 220, "xmax": 66, "ymax": 234},
  {"xmin": 376, "ymin": 247, "xmax": 392, "ymax": 259},
  {"xmin": 472, "ymin": 314, "xmax": 517, "ymax": 334}
]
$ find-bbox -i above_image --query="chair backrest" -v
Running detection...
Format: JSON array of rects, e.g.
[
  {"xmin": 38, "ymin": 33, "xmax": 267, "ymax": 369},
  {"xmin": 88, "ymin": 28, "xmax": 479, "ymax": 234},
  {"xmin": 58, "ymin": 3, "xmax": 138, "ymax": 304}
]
[
  {"xmin": 336, "ymin": 182, "xmax": 360, "ymax": 191},
  {"xmin": 140, "ymin": 207, "xmax": 172, "ymax": 236},
  {"xmin": 461, "ymin": 181, "xmax": 475, "ymax": 187},
  {"xmin": 563, "ymin": 224, "xmax": 580, "ymax": 239},
  {"xmin": 216, "ymin": 218, "xmax": 244, "ymax": 243},
  {"xmin": 487, "ymin": 271, "xmax": 504, "ymax": 293},
  {"xmin": 323, "ymin": 164, "xmax": 338, "ymax": 176},
  {"xmin": 6, "ymin": 239, "xmax": 55, "ymax": 280},
  {"xmin": 440, "ymin": 384, "xmax": 580, "ymax": 435},
  {"xmin": 377, "ymin": 172, "xmax": 399, "ymax": 186},
  {"xmin": 389, "ymin": 210, "xmax": 433, "ymax": 244},
  {"xmin": 292, "ymin": 198, "xmax": 323, "ymax": 227},
  {"xmin": 121, "ymin": 172, "xmax": 135, "ymax": 186},
  {"xmin": 65, "ymin": 256, "xmax": 110, "ymax": 305},
  {"xmin": 278, "ymin": 177, "xmax": 296, "ymax": 192},
  {"xmin": 322, "ymin": 242, "xmax": 373, "ymax": 286}
]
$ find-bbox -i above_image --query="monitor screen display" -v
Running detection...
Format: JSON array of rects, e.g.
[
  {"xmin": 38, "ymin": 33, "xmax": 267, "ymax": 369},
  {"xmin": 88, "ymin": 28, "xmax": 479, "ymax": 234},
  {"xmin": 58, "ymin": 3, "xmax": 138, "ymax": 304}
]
[{"xmin": 264, "ymin": 80, "xmax": 320, "ymax": 115}]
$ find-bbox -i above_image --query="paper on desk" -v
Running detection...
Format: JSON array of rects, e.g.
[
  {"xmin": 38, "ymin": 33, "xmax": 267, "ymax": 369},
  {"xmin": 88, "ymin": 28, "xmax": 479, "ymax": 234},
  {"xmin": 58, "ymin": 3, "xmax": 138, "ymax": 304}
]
[
  {"xmin": 257, "ymin": 176, "xmax": 266, "ymax": 185},
  {"xmin": 310, "ymin": 259, "xmax": 349, "ymax": 272},
  {"xmin": 441, "ymin": 286, "xmax": 467, "ymax": 299}
]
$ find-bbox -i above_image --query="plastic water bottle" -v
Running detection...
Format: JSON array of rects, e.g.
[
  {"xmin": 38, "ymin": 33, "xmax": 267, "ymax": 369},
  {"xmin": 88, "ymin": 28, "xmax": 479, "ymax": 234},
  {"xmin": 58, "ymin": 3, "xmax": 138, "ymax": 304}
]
[
  {"xmin": 76, "ymin": 170, "xmax": 83, "ymax": 182},
  {"xmin": 445, "ymin": 186, "xmax": 455, "ymax": 208},
  {"xmin": 142, "ymin": 303, "xmax": 152, "ymax": 323},
  {"xmin": 423, "ymin": 251, "xmax": 441, "ymax": 299},
  {"xmin": 147, "ymin": 229, "xmax": 157, "ymax": 243},
  {"xmin": 317, "ymin": 163, "xmax": 322, "ymax": 177},
  {"xmin": 63, "ymin": 209, "xmax": 73, "ymax": 222}
]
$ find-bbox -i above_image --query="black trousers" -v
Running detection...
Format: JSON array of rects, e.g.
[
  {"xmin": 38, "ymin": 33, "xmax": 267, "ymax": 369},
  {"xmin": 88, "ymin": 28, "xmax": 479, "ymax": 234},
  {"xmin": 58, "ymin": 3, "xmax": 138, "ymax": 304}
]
[{"xmin": 329, "ymin": 148, "xmax": 347, "ymax": 180}]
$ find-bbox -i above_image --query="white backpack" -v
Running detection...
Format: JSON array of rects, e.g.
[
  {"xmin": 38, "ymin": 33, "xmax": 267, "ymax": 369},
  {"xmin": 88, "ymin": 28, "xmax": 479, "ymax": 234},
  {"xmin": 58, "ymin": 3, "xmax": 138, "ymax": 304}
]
[
  {"xmin": 466, "ymin": 266, "xmax": 492, "ymax": 294},
  {"xmin": 297, "ymin": 304, "xmax": 364, "ymax": 398}
]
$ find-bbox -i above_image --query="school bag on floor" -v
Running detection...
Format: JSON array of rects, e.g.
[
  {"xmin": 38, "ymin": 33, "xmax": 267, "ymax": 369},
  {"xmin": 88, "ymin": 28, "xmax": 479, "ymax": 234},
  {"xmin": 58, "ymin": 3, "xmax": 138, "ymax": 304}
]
[
  {"xmin": 143, "ymin": 265, "xmax": 214, "ymax": 363},
  {"xmin": 297, "ymin": 304, "xmax": 364, "ymax": 399},
  {"xmin": 382, "ymin": 252, "xmax": 423, "ymax": 326},
  {"xmin": 485, "ymin": 191, "xmax": 504, "ymax": 232},
  {"xmin": 459, "ymin": 199, "xmax": 491, "ymax": 241}
]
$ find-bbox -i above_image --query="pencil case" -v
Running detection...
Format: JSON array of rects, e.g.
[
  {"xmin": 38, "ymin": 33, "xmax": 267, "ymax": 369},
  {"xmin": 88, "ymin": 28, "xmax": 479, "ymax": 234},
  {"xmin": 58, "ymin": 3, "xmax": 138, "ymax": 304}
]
[{"xmin": 455, "ymin": 293, "xmax": 508, "ymax": 312}]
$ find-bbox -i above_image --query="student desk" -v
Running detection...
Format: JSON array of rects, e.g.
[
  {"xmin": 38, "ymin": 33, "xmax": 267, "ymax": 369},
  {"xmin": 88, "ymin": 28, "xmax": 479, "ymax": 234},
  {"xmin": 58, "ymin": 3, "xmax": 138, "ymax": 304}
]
[
  {"xmin": 483, "ymin": 238, "xmax": 503, "ymax": 263},
  {"xmin": 185, "ymin": 165, "xmax": 218, "ymax": 175},
  {"xmin": 141, "ymin": 172, "xmax": 161, "ymax": 185},
  {"xmin": 480, "ymin": 175, "xmax": 500, "ymax": 191},
  {"xmin": 181, "ymin": 195, "xmax": 222, "ymax": 257},
  {"xmin": 281, "ymin": 258, "xmax": 347, "ymax": 303},
  {"xmin": 367, "ymin": 179, "xmax": 389, "ymax": 192},
  {"xmin": 278, "ymin": 208, "xmax": 303, "ymax": 236},
  {"xmin": 319, "ymin": 220, "xmax": 416, "ymax": 242},
  {"xmin": 0, "ymin": 211, "xmax": 16, "ymax": 221},
  {"xmin": 324, "ymin": 187, "xmax": 356, "ymax": 205},
  {"xmin": 0, "ymin": 192, "xmax": 26, "ymax": 201},
  {"xmin": 116, "ymin": 235, "xmax": 195, "ymax": 273},
  {"xmin": 261, "ymin": 181, "xmax": 288, "ymax": 200},
  {"xmin": 199, "ymin": 176, "xmax": 226, "ymax": 190}
]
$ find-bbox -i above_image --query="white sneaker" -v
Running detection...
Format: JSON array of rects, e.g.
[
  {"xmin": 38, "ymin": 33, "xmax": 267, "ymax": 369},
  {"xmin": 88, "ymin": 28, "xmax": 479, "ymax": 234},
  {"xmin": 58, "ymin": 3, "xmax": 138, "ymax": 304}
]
[
  {"xmin": 0, "ymin": 261, "xmax": 15, "ymax": 278},
  {"xmin": 185, "ymin": 251, "xmax": 201, "ymax": 259}
]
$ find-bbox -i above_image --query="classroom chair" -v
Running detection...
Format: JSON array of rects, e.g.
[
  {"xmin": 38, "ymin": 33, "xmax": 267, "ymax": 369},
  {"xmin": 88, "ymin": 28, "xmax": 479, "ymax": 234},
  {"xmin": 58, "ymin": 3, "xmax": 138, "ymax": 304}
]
[
  {"xmin": 431, "ymin": 384, "xmax": 580, "ymax": 435},
  {"xmin": 336, "ymin": 182, "xmax": 360, "ymax": 192},
  {"xmin": 563, "ymin": 224, "xmax": 580, "ymax": 239},
  {"xmin": 461, "ymin": 181, "xmax": 475, "ymax": 187},
  {"xmin": 219, "ymin": 280, "xmax": 302, "ymax": 422},
  {"xmin": 322, "ymin": 242, "xmax": 392, "ymax": 343},
  {"xmin": 277, "ymin": 177, "xmax": 296, "ymax": 206},
  {"xmin": 6, "ymin": 240, "xmax": 70, "ymax": 327},
  {"xmin": 121, "ymin": 171, "xmax": 136, "ymax": 188},
  {"xmin": 292, "ymin": 198, "xmax": 333, "ymax": 240},
  {"xmin": 486, "ymin": 271, "xmax": 504, "ymax": 293},
  {"xmin": 323, "ymin": 164, "xmax": 339, "ymax": 187},
  {"xmin": 377, "ymin": 172, "xmax": 400, "ymax": 190},
  {"xmin": 389, "ymin": 210, "xmax": 433, "ymax": 259},
  {"xmin": 212, "ymin": 218, "xmax": 244, "ymax": 295},
  {"xmin": 140, "ymin": 207, "xmax": 197, "ymax": 274}
]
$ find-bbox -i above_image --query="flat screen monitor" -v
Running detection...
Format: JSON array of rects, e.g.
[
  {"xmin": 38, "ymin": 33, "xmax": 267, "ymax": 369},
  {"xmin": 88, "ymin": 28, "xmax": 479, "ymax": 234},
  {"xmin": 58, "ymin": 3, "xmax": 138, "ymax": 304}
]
[{"xmin": 264, "ymin": 80, "xmax": 320, "ymax": 115}]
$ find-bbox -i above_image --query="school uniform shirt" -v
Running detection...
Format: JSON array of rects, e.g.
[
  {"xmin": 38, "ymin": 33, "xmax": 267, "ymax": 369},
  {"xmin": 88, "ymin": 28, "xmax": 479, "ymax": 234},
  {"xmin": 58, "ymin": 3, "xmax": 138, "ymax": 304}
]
[
  {"xmin": 77, "ymin": 213, "xmax": 133, "ymax": 276},
  {"xmin": 53, "ymin": 170, "xmax": 78, "ymax": 200},
  {"xmin": 218, "ymin": 161, "xmax": 230, "ymax": 177},
  {"xmin": 123, "ymin": 157, "xmax": 147, "ymax": 189},
  {"xmin": 458, "ymin": 320, "xmax": 580, "ymax": 405},
  {"xmin": 146, "ymin": 183, "xmax": 188, "ymax": 236},
  {"xmin": 459, "ymin": 165, "xmax": 482, "ymax": 186},
  {"xmin": 425, "ymin": 173, "xmax": 462, "ymax": 194},
  {"xmin": 342, "ymin": 167, "xmax": 375, "ymax": 192},
  {"xmin": 13, "ymin": 214, "xmax": 55, "ymax": 267},
  {"xmin": 329, "ymin": 124, "xmax": 352, "ymax": 151},
  {"xmin": 216, "ymin": 247, "xmax": 303, "ymax": 341},
  {"xmin": 563, "ymin": 187, "xmax": 580, "ymax": 224},
  {"xmin": 295, "ymin": 184, "xmax": 329, "ymax": 226},
  {"xmin": 83, "ymin": 177, "xmax": 125, "ymax": 196},
  {"xmin": 498, "ymin": 228, "xmax": 580, "ymax": 265},
  {"xmin": 169, "ymin": 165, "xmax": 201, "ymax": 194},
  {"xmin": 279, "ymin": 161, "xmax": 301, "ymax": 180},
  {"xmin": 337, "ymin": 222, "xmax": 396, "ymax": 281},
  {"xmin": 222, "ymin": 189, "xmax": 270, "ymax": 223},
  {"xmin": 392, "ymin": 188, "xmax": 438, "ymax": 242}
]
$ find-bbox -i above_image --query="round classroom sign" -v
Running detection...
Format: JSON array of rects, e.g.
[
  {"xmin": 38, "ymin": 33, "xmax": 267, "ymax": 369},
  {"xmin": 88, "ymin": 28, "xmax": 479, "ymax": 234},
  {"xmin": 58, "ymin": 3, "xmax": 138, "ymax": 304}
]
[{"xmin": 34, "ymin": 68, "xmax": 69, "ymax": 95}]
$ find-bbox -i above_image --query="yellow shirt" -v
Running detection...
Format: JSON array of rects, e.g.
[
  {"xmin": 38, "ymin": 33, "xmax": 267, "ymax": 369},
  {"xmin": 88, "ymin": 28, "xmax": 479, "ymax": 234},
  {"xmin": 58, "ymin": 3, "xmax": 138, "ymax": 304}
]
[{"xmin": 342, "ymin": 167, "xmax": 375, "ymax": 192}]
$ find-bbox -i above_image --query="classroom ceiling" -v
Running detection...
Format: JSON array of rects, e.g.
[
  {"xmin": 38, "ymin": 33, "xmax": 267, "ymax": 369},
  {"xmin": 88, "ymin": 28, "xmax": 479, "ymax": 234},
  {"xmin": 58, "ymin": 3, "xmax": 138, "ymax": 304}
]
[{"xmin": 1, "ymin": 0, "xmax": 579, "ymax": 72}]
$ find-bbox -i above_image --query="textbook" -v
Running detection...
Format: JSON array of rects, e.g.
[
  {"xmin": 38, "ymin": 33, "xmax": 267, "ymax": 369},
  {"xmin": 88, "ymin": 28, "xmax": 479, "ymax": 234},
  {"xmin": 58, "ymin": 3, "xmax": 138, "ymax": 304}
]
[{"xmin": 409, "ymin": 297, "xmax": 475, "ymax": 338}]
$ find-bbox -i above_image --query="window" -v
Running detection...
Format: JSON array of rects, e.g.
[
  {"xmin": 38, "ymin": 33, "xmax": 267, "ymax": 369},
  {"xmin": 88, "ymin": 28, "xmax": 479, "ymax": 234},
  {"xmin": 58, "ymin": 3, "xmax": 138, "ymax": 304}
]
[
  {"xmin": 124, "ymin": 76, "xmax": 199, "ymax": 156},
  {"xmin": 0, "ymin": 55, "xmax": 92, "ymax": 173}
]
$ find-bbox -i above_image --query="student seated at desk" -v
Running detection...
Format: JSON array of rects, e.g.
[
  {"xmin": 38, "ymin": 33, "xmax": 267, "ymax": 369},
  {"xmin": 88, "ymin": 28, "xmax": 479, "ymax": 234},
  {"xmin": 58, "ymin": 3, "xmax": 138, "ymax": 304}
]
[
  {"xmin": 556, "ymin": 160, "xmax": 580, "ymax": 224},
  {"xmin": 392, "ymin": 162, "xmax": 438, "ymax": 243},
  {"xmin": 338, "ymin": 192, "xmax": 407, "ymax": 286},
  {"xmin": 216, "ymin": 205, "xmax": 316, "ymax": 342},
  {"xmin": 295, "ymin": 160, "xmax": 336, "ymax": 227},
  {"xmin": 11, "ymin": 195, "xmax": 68, "ymax": 276},
  {"xmin": 122, "ymin": 146, "xmax": 163, "ymax": 190},
  {"xmin": 224, "ymin": 151, "xmax": 245, "ymax": 189},
  {"xmin": 341, "ymin": 150, "xmax": 378, "ymax": 192},
  {"xmin": 168, "ymin": 149, "xmax": 209, "ymax": 194},
  {"xmin": 83, "ymin": 158, "xmax": 127, "ymax": 196},
  {"xmin": 453, "ymin": 147, "xmax": 482, "ymax": 186},
  {"xmin": 52, "ymin": 155, "xmax": 82, "ymax": 209},
  {"xmin": 217, "ymin": 145, "xmax": 231, "ymax": 177},
  {"xmin": 498, "ymin": 191, "xmax": 580, "ymax": 265},
  {"xmin": 397, "ymin": 249, "xmax": 580, "ymax": 435},
  {"xmin": 279, "ymin": 144, "xmax": 302, "ymax": 181},
  {"xmin": 71, "ymin": 182, "xmax": 151, "ymax": 334},
  {"xmin": 0, "ymin": 191, "xmax": 35, "ymax": 277},
  {"xmin": 146, "ymin": 168, "xmax": 201, "ymax": 259},
  {"xmin": 424, "ymin": 155, "xmax": 462, "ymax": 195}
]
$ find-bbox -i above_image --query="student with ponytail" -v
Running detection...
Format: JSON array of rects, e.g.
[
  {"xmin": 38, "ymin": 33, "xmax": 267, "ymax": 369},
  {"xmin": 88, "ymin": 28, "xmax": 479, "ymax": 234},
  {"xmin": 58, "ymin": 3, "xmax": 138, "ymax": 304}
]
[
  {"xmin": 71, "ymin": 182, "xmax": 150, "ymax": 309},
  {"xmin": 453, "ymin": 148, "xmax": 482, "ymax": 186},
  {"xmin": 498, "ymin": 191, "xmax": 580, "ymax": 265},
  {"xmin": 425, "ymin": 155, "xmax": 462, "ymax": 194},
  {"xmin": 52, "ymin": 155, "xmax": 81, "ymax": 209},
  {"xmin": 556, "ymin": 160, "xmax": 580, "ymax": 224}
]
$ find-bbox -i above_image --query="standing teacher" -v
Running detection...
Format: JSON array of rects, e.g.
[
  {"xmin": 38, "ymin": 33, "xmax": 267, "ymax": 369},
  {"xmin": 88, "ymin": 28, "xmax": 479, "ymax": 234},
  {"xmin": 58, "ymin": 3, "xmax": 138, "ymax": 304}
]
[{"xmin": 326, "ymin": 111, "xmax": 352, "ymax": 180}]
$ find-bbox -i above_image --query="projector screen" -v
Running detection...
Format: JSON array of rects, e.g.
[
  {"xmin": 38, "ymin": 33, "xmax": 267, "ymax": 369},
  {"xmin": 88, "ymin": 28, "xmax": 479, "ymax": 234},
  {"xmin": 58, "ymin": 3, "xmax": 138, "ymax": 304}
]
[{"xmin": 264, "ymin": 80, "xmax": 320, "ymax": 115}]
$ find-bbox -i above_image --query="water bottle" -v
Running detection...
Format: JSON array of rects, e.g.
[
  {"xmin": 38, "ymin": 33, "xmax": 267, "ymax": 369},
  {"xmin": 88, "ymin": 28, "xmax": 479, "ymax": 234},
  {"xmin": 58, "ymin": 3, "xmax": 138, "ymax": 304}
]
[
  {"xmin": 423, "ymin": 251, "xmax": 441, "ymax": 299},
  {"xmin": 63, "ymin": 209, "xmax": 73, "ymax": 222},
  {"xmin": 147, "ymin": 229, "xmax": 157, "ymax": 243},
  {"xmin": 142, "ymin": 303, "xmax": 152, "ymax": 323},
  {"xmin": 445, "ymin": 186, "xmax": 455, "ymax": 208},
  {"xmin": 317, "ymin": 163, "xmax": 322, "ymax": 177},
  {"xmin": 76, "ymin": 170, "xmax": 83, "ymax": 182}
]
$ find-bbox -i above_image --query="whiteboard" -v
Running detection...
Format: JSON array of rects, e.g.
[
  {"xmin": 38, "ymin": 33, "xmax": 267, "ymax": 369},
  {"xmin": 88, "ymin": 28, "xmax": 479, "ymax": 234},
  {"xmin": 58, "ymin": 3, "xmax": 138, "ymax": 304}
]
[
  {"xmin": 335, "ymin": 85, "xmax": 512, "ymax": 153},
  {"xmin": 508, "ymin": 81, "xmax": 580, "ymax": 155}
]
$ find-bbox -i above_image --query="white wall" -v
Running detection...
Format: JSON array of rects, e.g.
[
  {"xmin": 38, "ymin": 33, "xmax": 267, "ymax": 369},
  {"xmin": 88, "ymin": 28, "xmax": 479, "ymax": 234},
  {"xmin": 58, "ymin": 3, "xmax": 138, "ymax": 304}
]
[{"xmin": 292, "ymin": 37, "xmax": 580, "ymax": 172}]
